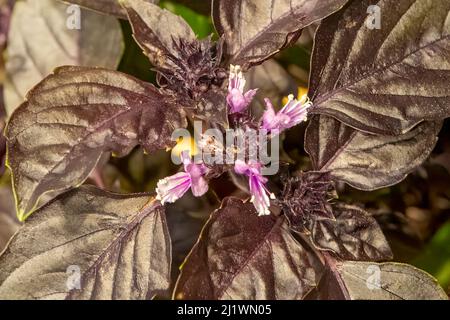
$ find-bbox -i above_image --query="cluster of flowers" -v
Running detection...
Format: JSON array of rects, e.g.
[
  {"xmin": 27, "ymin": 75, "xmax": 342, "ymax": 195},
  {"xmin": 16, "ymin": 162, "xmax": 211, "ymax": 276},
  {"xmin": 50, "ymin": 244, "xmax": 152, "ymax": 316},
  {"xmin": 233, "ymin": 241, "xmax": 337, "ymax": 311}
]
[{"xmin": 156, "ymin": 65, "xmax": 312, "ymax": 215}]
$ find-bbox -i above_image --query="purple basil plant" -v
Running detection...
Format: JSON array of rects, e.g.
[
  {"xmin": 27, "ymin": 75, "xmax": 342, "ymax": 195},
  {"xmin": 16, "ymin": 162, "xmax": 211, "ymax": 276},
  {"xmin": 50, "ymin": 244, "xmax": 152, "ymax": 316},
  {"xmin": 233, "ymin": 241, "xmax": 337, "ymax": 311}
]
[{"xmin": 0, "ymin": 0, "xmax": 449, "ymax": 300}]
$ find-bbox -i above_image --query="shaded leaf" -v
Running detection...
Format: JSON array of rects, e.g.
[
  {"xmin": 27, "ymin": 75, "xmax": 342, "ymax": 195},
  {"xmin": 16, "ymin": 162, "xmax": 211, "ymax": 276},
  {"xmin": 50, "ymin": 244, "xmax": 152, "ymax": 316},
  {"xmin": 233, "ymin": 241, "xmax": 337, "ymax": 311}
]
[
  {"xmin": 305, "ymin": 115, "xmax": 441, "ymax": 190},
  {"xmin": 0, "ymin": 183, "xmax": 20, "ymax": 253},
  {"xmin": 0, "ymin": 186, "xmax": 171, "ymax": 300},
  {"xmin": 6, "ymin": 66, "xmax": 186, "ymax": 220},
  {"xmin": 121, "ymin": 0, "xmax": 196, "ymax": 70},
  {"xmin": 4, "ymin": 0, "xmax": 124, "ymax": 115},
  {"xmin": 212, "ymin": 0, "xmax": 348, "ymax": 69},
  {"xmin": 174, "ymin": 197, "xmax": 322, "ymax": 300},
  {"xmin": 309, "ymin": 0, "xmax": 450, "ymax": 135},
  {"xmin": 306, "ymin": 264, "xmax": 348, "ymax": 300},
  {"xmin": 60, "ymin": 0, "xmax": 158, "ymax": 19},
  {"xmin": 0, "ymin": 212, "xmax": 18, "ymax": 253},
  {"xmin": 310, "ymin": 203, "xmax": 393, "ymax": 261},
  {"xmin": 327, "ymin": 261, "xmax": 448, "ymax": 300},
  {"xmin": 0, "ymin": 117, "xmax": 5, "ymax": 175}
]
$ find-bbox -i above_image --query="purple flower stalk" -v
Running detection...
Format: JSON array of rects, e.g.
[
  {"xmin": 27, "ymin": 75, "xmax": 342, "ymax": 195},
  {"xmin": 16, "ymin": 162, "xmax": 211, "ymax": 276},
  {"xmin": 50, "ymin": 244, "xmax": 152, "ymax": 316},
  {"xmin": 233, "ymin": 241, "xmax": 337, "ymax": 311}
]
[
  {"xmin": 227, "ymin": 65, "xmax": 258, "ymax": 114},
  {"xmin": 156, "ymin": 151, "xmax": 209, "ymax": 204},
  {"xmin": 262, "ymin": 94, "xmax": 312, "ymax": 134},
  {"xmin": 234, "ymin": 160, "xmax": 275, "ymax": 216}
]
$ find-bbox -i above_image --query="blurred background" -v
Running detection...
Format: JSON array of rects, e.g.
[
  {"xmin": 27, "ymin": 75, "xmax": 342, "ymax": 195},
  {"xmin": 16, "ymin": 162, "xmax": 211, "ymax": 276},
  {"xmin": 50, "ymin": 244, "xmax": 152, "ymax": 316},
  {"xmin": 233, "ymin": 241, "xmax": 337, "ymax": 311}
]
[{"xmin": 0, "ymin": 0, "xmax": 449, "ymax": 295}]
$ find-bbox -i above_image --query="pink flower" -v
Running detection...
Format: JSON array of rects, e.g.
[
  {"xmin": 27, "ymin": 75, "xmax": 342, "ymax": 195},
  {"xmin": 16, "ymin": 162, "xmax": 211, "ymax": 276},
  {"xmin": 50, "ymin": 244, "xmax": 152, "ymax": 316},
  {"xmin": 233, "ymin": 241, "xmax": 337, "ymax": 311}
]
[
  {"xmin": 156, "ymin": 151, "xmax": 209, "ymax": 204},
  {"xmin": 262, "ymin": 94, "xmax": 312, "ymax": 134},
  {"xmin": 234, "ymin": 160, "xmax": 275, "ymax": 216},
  {"xmin": 227, "ymin": 65, "xmax": 258, "ymax": 114}
]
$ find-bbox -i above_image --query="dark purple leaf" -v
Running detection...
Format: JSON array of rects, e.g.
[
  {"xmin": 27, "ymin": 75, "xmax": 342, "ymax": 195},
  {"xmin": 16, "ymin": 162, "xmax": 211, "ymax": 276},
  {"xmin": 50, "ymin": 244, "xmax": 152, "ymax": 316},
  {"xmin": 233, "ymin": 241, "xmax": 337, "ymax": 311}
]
[
  {"xmin": 174, "ymin": 197, "xmax": 322, "ymax": 300},
  {"xmin": 310, "ymin": 203, "xmax": 393, "ymax": 261},
  {"xmin": 313, "ymin": 260, "xmax": 448, "ymax": 300},
  {"xmin": 306, "ymin": 265, "xmax": 348, "ymax": 300},
  {"xmin": 212, "ymin": 0, "xmax": 348, "ymax": 69},
  {"xmin": 5, "ymin": 66, "xmax": 186, "ymax": 220},
  {"xmin": 121, "ymin": 0, "xmax": 196, "ymax": 70},
  {"xmin": 0, "ymin": 117, "xmax": 5, "ymax": 176},
  {"xmin": 0, "ymin": 90, "xmax": 6, "ymax": 175},
  {"xmin": 0, "ymin": 186, "xmax": 172, "ymax": 300},
  {"xmin": 309, "ymin": 0, "xmax": 450, "ymax": 135},
  {"xmin": 0, "ymin": 183, "xmax": 20, "ymax": 253},
  {"xmin": 305, "ymin": 115, "xmax": 441, "ymax": 190},
  {"xmin": 60, "ymin": 0, "xmax": 158, "ymax": 19},
  {"xmin": 122, "ymin": 0, "xmax": 229, "ymax": 124}
]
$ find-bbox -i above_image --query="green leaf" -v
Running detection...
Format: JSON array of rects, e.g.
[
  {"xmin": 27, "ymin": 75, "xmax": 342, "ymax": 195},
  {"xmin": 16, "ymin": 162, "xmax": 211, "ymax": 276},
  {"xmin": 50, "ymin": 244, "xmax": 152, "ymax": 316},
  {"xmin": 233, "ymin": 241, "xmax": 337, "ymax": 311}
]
[
  {"xmin": 161, "ymin": 1, "xmax": 215, "ymax": 39},
  {"xmin": 413, "ymin": 222, "xmax": 450, "ymax": 291}
]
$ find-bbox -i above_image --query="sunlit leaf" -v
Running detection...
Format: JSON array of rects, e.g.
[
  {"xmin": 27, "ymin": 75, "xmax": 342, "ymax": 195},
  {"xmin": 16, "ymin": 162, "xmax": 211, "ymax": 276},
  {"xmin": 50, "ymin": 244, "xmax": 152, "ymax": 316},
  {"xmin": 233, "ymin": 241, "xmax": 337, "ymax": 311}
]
[
  {"xmin": 413, "ymin": 222, "xmax": 450, "ymax": 290},
  {"xmin": 212, "ymin": 0, "xmax": 348, "ymax": 69},
  {"xmin": 6, "ymin": 66, "xmax": 186, "ymax": 220},
  {"xmin": 121, "ymin": 0, "xmax": 196, "ymax": 70},
  {"xmin": 314, "ymin": 261, "xmax": 448, "ymax": 300},
  {"xmin": 309, "ymin": 0, "xmax": 450, "ymax": 135}
]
